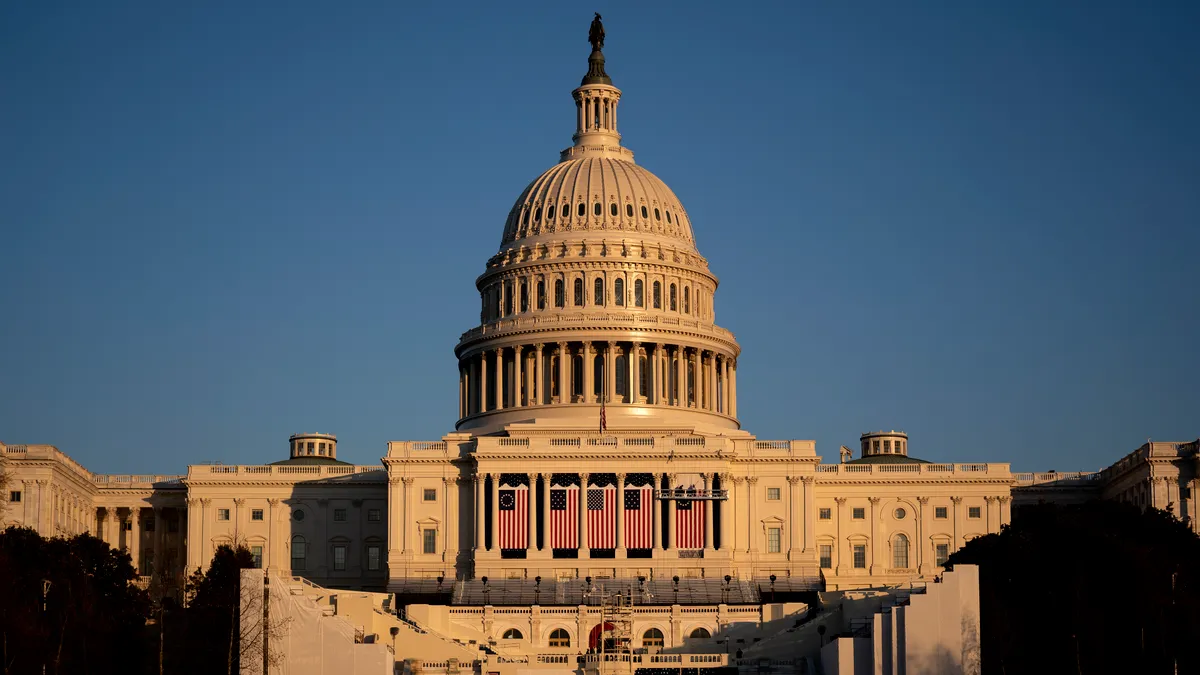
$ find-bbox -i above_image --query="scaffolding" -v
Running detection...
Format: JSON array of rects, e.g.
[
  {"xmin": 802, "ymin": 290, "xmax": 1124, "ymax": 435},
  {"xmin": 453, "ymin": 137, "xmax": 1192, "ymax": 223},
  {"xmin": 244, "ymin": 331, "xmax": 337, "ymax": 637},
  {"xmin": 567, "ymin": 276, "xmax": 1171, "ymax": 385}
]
[{"xmin": 583, "ymin": 579, "xmax": 645, "ymax": 675}]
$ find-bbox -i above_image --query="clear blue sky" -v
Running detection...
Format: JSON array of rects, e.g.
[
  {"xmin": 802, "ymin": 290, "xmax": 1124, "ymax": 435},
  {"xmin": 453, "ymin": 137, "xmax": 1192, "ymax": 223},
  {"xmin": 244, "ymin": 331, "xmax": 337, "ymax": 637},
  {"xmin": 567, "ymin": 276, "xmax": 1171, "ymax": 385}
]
[{"xmin": 2, "ymin": 1, "xmax": 1197, "ymax": 474}]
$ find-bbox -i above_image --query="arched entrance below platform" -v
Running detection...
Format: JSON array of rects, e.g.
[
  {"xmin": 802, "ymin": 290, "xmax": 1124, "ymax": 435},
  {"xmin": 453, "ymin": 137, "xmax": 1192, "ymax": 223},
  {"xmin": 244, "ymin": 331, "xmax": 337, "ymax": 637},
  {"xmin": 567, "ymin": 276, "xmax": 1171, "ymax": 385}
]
[{"xmin": 587, "ymin": 622, "xmax": 616, "ymax": 650}]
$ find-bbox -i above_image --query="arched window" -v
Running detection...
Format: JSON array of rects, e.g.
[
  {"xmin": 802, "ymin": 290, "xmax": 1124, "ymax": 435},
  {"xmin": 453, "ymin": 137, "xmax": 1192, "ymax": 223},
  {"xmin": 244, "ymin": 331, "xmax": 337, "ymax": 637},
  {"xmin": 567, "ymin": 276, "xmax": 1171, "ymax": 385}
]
[
  {"xmin": 502, "ymin": 628, "xmax": 524, "ymax": 640},
  {"xmin": 634, "ymin": 279, "xmax": 644, "ymax": 307},
  {"xmin": 610, "ymin": 203, "xmax": 618, "ymax": 217},
  {"xmin": 893, "ymin": 533, "xmax": 910, "ymax": 569},
  {"xmin": 615, "ymin": 354, "xmax": 628, "ymax": 398},
  {"xmin": 561, "ymin": 204, "xmax": 570, "ymax": 219},
  {"xmin": 594, "ymin": 202, "xmax": 602, "ymax": 216},
  {"xmin": 522, "ymin": 208, "xmax": 529, "ymax": 225},
  {"xmin": 652, "ymin": 281, "xmax": 662, "ymax": 309},
  {"xmin": 654, "ymin": 208, "xmax": 661, "ymax": 221},
  {"xmin": 626, "ymin": 204, "xmax": 634, "ymax": 218},
  {"xmin": 594, "ymin": 278, "xmax": 604, "ymax": 306},
  {"xmin": 669, "ymin": 284, "xmax": 677, "ymax": 311},
  {"xmin": 688, "ymin": 627, "xmax": 711, "ymax": 639},
  {"xmin": 642, "ymin": 628, "xmax": 664, "ymax": 647},
  {"xmin": 554, "ymin": 279, "xmax": 565, "ymax": 308},
  {"xmin": 520, "ymin": 281, "xmax": 529, "ymax": 313},
  {"xmin": 641, "ymin": 205, "xmax": 648, "ymax": 219},
  {"xmin": 291, "ymin": 535, "xmax": 307, "ymax": 571},
  {"xmin": 573, "ymin": 278, "xmax": 584, "ymax": 306},
  {"xmin": 614, "ymin": 278, "xmax": 625, "ymax": 306},
  {"xmin": 572, "ymin": 354, "xmax": 584, "ymax": 397},
  {"xmin": 534, "ymin": 207, "xmax": 542, "ymax": 222},
  {"xmin": 666, "ymin": 210, "xmax": 672, "ymax": 223},
  {"xmin": 537, "ymin": 278, "xmax": 546, "ymax": 310},
  {"xmin": 504, "ymin": 282, "xmax": 513, "ymax": 316},
  {"xmin": 683, "ymin": 287, "xmax": 690, "ymax": 314},
  {"xmin": 547, "ymin": 203, "xmax": 555, "ymax": 219},
  {"xmin": 578, "ymin": 202, "xmax": 586, "ymax": 217},
  {"xmin": 549, "ymin": 628, "xmax": 571, "ymax": 647}
]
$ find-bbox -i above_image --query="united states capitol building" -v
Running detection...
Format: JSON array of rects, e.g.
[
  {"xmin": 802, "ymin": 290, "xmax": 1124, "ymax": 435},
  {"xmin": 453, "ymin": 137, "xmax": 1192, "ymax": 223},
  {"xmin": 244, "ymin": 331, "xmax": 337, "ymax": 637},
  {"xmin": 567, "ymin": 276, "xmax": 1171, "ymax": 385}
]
[{"xmin": 2, "ymin": 16, "xmax": 1196, "ymax": 673}]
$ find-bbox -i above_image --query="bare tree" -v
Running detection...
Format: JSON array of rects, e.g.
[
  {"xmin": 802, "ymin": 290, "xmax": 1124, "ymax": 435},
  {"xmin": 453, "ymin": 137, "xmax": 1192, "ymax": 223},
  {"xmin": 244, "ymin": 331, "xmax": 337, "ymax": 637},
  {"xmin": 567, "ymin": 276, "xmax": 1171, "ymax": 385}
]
[{"xmin": 238, "ymin": 571, "xmax": 293, "ymax": 675}]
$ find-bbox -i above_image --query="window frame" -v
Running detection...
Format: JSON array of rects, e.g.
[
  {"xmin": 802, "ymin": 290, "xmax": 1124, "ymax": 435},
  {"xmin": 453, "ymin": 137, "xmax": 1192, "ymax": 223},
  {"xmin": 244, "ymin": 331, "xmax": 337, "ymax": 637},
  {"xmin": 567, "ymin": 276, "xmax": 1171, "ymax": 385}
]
[
  {"xmin": 422, "ymin": 528, "xmax": 437, "ymax": 554},
  {"xmin": 819, "ymin": 544, "xmax": 833, "ymax": 569},
  {"xmin": 251, "ymin": 545, "xmax": 263, "ymax": 569},
  {"xmin": 9, "ymin": 491, "xmax": 20, "ymax": 503},
  {"xmin": 766, "ymin": 487, "xmax": 781, "ymax": 501},
  {"xmin": 549, "ymin": 628, "xmax": 571, "ymax": 647},
  {"xmin": 614, "ymin": 278, "xmax": 625, "ymax": 306},
  {"xmin": 367, "ymin": 508, "xmax": 382, "ymax": 522},
  {"xmin": 251, "ymin": 508, "xmax": 264, "ymax": 521},
  {"xmin": 818, "ymin": 507, "xmax": 832, "ymax": 520},
  {"xmin": 291, "ymin": 536, "xmax": 307, "ymax": 571},
  {"xmin": 935, "ymin": 543, "xmax": 950, "ymax": 567},
  {"xmin": 423, "ymin": 488, "xmax": 437, "ymax": 502},
  {"xmin": 934, "ymin": 506, "xmax": 948, "ymax": 519},
  {"xmin": 367, "ymin": 544, "xmax": 381, "ymax": 571},
  {"xmin": 333, "ymin": 508, "xmax": 347, "ymax": 522},
  {"xmin": 852, "ymin": 544, "xmax": 867, "ymax": 569},
  {"xmin": 642, "ymin": 628, "xmax": 664, "ymax": 647},
  {"xmin": 766, "ymin": 527, "xmax": 781, "ymax": 553},
  {"xmin": 892, "ymin": 534, "xmax": 910, "ymax": 569},
  {"xmin": 332, "ymin": 544, "xmax": 347, "ymax": 571},
  {"xmin": 217, "ymin": 508, "xmax": 230, "ymax": 521},
  {"xmin": 968, "ymin": 506, "xmax": 982, "ymax": 519},
  {"xmin": 593, "ymin": 277, "xmax": 604, "ymax": 306},
  {"xmin": 852, "ymin": 507, "xmax": 865, "ymax": 520}
]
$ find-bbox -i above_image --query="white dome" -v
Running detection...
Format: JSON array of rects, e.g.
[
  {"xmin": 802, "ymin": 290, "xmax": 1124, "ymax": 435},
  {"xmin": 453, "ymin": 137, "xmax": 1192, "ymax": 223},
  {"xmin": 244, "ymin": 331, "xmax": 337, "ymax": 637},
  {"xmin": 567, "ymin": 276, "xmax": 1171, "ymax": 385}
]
[{"xmin": 500, "ymin": 158, "xmax": 696, "ymax": 251}]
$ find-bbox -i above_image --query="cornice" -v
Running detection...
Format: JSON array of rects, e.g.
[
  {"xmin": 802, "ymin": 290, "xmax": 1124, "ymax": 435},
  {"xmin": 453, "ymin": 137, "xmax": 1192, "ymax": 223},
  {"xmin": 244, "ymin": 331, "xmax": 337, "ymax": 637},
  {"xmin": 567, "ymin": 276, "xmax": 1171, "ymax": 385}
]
[
  {"xmin": 456, "ymin": 320, "xmax": 739, "ymax": 357},
  {"xmin": 479, "ymin": 256, "xmax": 717, "ymax": 286}
]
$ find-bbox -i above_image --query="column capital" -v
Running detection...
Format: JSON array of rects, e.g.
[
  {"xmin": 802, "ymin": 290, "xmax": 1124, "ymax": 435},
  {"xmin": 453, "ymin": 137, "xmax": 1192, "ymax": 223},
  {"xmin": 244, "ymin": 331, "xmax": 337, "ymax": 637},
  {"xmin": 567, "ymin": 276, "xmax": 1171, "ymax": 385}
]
[
  {"xmin": 998, "ymin": 496, "xmax": 1011, "ymax": 504},
  {"xmin": 186, "ymin": 498, "xmax": 199, "ymax": 508},
  {"xmin": 615, "ymin": 472, "xmax": 626, "ymax": 482},
  {"xmin": 534, "ymin": 342, "xmax": 545, "ymax": 350},
  {"xmin": 389, "ymin": 476, "xmax": 403, "ymax": 486},
  {"xmin": 267, "ymin": 498, "xmax": 282, "ymax": 507},
  {"xmin": 984, "ymin": 496, "xmax": 998, "ymax": 503},
  {"xmin": 133, "ymin": 508, "xmax": 145, "ymax": 522},
  {"xmin": 916, "ymin": 496, "xmax": 930, "ymax": 505},
  {"xmin": 35, "ymin": 479, "xmax": 48, "ymax": 486},
  {"xmin": 472, "ymin": 474, "xmax": 484, "ymax": 485},
  {"xmin": 444, "ymin": 476, "xmax": 461, "ymax": 486},
  {"xmin": 950, "ymin": 496, "xmax": 963, "ymax": 504},
  {"xmin": 834, "ymin": 497, "xmax": 847, "ymax": 505},
  {"xmin": 106, "ymin": 510, "xmax": 120, "ymax": 522},
  {"xmin": 746, "ymin": 476, "xmax": 759, "ymax": 485},
  {"xmin": 786, "ymin": 476, "xmax": 801, "ymax": 485},
  {"xmin": 800, "ymin": 476, "xmax": 815, "ymax": 485},
  {"xmin": 868, "ymin": 497, "xmax": 881, "ymax": 505},
  {"xmin": 401, "ymin": 477, "xmax": 416, "ymax": 486},
  {"xmin": 729, "ymin": 475, "xmax": 744, "ymax": 485},
  {"xmin": 580, "ymin": 472, "xmax": 590, "ymax": 486},
  {"xmin": 232, "ymin": 498, "xmax": 246, "ymax": 506},
  {"xmin": 199, "ymin": 498, "xmax": 213, "ymax": 506}
]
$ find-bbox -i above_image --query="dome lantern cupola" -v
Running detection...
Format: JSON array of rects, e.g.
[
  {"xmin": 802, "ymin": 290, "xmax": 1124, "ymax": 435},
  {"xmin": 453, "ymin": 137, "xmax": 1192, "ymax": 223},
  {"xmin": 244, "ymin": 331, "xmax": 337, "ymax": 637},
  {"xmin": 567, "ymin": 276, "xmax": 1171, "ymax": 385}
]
[{"xmin": 562, "ymin": 13, "xmax": 633, "ymax": 163}]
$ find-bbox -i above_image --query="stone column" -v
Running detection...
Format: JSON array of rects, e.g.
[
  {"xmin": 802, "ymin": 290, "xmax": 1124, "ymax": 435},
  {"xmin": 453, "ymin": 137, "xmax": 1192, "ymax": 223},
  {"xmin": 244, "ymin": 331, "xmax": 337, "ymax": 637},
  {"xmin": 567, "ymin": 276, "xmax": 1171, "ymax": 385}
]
[
  {"xmin": 651, "ymin": 344, "xmax": 662, "ymax": 404},
  {"xmin": 721, "ymin": 356, "xmax": 730, "ymax": 414},
  {"xmin": 479, "ymin": 351, "xmax": 489, "ymax": 412},
  {"xmin": 802, "ymin": 477, "xmax": 815, "ymax": 553},
  {"xmin": 703, "ymin": 474, "xmax": 714, "ymax": 551},
  {"xmin": 689, "ymin": 350, "xmax": 700, "ymax": 408},
  {"xmin": 666, "ymin": 473, "xmax": 678, "ymax": 551},
  {"xmin": 266, "ymin": 499, "xmax": 280, "ymax": 571},
  {"xmin": 583, "ymin": 342, "xmax": 594, "ymax": 403},
  {"xmin": 153, "ymin": 507, "xmax": 165, "ymax": 580},
  {"xmin": 403, "ymin": 477, "xmax": 415, "ymax": 554},
  {"xmin": 729, "ymin": 361, "xmax": 738, "ymax": 418},
  {"xmin": 675, "ymin": 347, "xmax": 686, "ymax": 407},
  {"xmin": 984, "ymin": 496, "xmax": 997, "ymax": 534},
  {"xmin": 951, "ymin": 496, "xmax": 963, "ymax": 554},
  {"xmin": 868, "ymin": 497, "xmax": 880, "ymax": 572},
  {"xmin": 527, "ymin": 473, "xmax": 537, "ymax": 554},
  {"xmin": 446, "ymin": 477, "xmax": 460, "ymax": 562},
  {"xmin": 557, "ymin": 342, "xmax": 569, "ymax": 404},
  {"xmin": 541, "ymin": 474, "xmax": 551, "ymax": 551},
  {"xmin": 786, "ymin": 477, "xmax": 799, "ymax": 560},
  {"xmin": 605, "ymin": 342, "xmax": 617, "ymax": 403},
  {"xmin": 494, "ymin": 349, "xmax": 504, "ymax": 410},
  {"xmin": 578, "ymin": 473, "xmax": 590, "ymax": 557},
  {"xmin": 105, "ymin": 508, "xmax": 119, "ymax": 548},
  {"xmin": 915, "ymin": 497, "xmax": 928, "ymax": 573},
  {"xmin": 747, "ymin": 478, "xmax": 759, "ymax": 553},
  {"xmin": 999, "ymin": 496, "xmax": 1012, "ymax": 527},
  {"xmin": 651, "ymin": 473, "xmax": 662, "ymax": 551},
  {"xmin": 514, "ymin": 346, "xmax": 524, "ymax": 407},
  {"xmin": 727, "ymin": 476, "xmax": 740, "ymax": 552},
  {"xmin": 489, "ymin": 474, "xmax": 499, "ymax": 551},
  {"xmin": 183, "ymin": 501, "xmax": 197, "ymax": 570},
  {"xmin": 534, "ymin": 343, "xmax": 545, "ymax": 405},
  {"xmin": 834, "ymin": 497, "xmax": 847, "ymax": 574},
  {"xmin": 474, "ymin": 475, "xmax": 485, "ymax": 552},
  {"xmin": 615, "ymin": 473, "xmax": 626, "ymax": 555},
  {"xmin": 630, "ymin": 342, "xmax": 641, "ymax": 403},
  {"xmin": 129, "ymin": 508, "xmax": 141, "ymax": 572}
]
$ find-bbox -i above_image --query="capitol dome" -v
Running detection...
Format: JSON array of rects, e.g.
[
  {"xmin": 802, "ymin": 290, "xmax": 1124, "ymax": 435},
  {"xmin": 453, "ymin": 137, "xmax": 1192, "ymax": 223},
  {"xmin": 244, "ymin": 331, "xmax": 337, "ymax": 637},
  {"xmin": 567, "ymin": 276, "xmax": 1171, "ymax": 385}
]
[
  {"xmin": 500, "ymin": 157, "xmax": 697, "ymax": 252},
  {"xmin": 453, "ymin": 20, "xmax": 741, "ymax": 436}
]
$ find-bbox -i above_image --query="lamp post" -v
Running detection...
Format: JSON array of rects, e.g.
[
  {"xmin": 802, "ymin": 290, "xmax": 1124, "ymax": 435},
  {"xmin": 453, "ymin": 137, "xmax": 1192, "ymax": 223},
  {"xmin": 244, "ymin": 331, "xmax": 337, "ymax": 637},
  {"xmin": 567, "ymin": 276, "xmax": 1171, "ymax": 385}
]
[{"xmin": 390, "ymin": 626, "xmax": 400, "ymax": 655}]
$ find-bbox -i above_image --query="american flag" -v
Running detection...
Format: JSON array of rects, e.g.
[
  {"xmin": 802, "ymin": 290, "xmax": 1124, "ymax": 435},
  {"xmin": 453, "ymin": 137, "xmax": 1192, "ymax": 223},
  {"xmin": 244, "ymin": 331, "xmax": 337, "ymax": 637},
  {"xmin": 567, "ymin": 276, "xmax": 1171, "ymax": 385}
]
[
  {"xmin": 676, "ymin": 498, "xmax": 706, "ymax": 549},
  {"xmin": 498, "ymin": 486, "xmax": 528, "ymax": 550},
  {"xmin": 624, "ymin": 485, "xmax": 654, "ymax": 549},
  {"xmin": 588, "ymin": 487, "xmax": 617, "ymax": 549},
  {"xmin": 550, "ymin": 487, "xmax": 579, "ymax": 549}
]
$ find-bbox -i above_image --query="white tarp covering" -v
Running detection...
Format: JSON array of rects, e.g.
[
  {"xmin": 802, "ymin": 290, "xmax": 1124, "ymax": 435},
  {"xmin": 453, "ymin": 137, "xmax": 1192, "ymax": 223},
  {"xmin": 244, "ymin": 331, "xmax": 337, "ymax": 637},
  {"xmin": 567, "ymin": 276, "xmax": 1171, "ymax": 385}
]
[{"xmin": 236, "ymin": 570, "xmax": 391, "ymax": 675}]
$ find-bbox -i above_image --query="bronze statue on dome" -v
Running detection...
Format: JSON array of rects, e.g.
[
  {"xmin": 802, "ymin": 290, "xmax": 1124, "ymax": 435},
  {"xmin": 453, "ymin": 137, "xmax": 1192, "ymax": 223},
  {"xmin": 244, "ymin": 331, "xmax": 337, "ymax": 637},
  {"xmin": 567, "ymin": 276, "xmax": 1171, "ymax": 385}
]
[{"xmin": 588, "ymin": 13, "xmax": 605, "ymax": 51}]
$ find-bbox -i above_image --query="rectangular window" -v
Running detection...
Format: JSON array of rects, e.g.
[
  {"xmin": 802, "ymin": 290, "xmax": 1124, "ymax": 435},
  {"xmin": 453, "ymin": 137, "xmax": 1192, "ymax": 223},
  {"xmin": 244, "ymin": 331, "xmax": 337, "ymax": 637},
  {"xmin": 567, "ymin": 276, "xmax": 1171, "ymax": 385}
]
[
  {"xmin": 818, "ymin": 508, "xmax": 831, "ymax": 520},
  {"xmin": 251, "ymin": 546, "xmax": 263, "ymax": 569},
  {"xmin": 852, "ymin": 544, "xmax": 867, "ymax": 569},
  {"xmin": 9, "ymin": 491, "xmax": 20, "ymax": 503},
  {"xmin": 935, "ymin": 543, "xmax": 950, "ymax": 566},
  {"xmin": 852, "ymin": 507, "xmax": 865, "ymax": 520},
  {"xmin": 884, "ymin": 440, "xmax": 891, "ymax": 452},
  {"xmin": 819, "ymin": 544, "xmax": 832, "ymax": 569},
  {"xmin": 423, "ymin": 489, "xmax": 437, "ymax": 502},
  {"xmin": 766, "ymin": 487, "xmax": 781, "ymax": 501},
  {"xmin": 367, "ymin": 545, "xmax": 381, "ymax": 571},
  {"xmin": 334, "ymin": 508, "xmax": 347, "ymax": 522},
  {"xmin": 251, "ymin": 509, "xmax": 264, "ymax": 521},
  {"xmin": 291, "ymin": 541, "xmax": 306, "ymax": 570},
  {"xmin": 333, "ymin": 545, "xmax": 347, "ymax": 571},
  {"xmin": 935, "ymin": 506, "xmax": 948, "ymax": 519},
  {"xmin": 968, "ymin": 506, "xmax": 981, "ymax": 519},
  {"xmin": 423, "ymin": 529, "xmax": 437, "ymax": 554},
  {"xmin": 217, "ymin": 509, "xmax": 230, "ymax": 521},
  {"xmin": 367, "ymin": 509, "xmax": 381, "ymax": 522},
  {"xmin": 124, "ymin": 521, "xmax": 133, "ymax": 531},
  {"xmin": 307, "ymin": 442, "xmax": 314, "ymax": 455},
  {"xmin": 767, "ymin": 527, "xmax": 781, "ymax": 553}
]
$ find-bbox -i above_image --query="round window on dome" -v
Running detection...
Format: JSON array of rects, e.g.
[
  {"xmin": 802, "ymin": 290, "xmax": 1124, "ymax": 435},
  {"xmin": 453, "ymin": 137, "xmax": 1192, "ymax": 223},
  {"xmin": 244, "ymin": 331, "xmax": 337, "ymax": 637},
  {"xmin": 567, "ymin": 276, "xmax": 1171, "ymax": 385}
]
[
  {"xmin": 610, "ymin": 203, "xmax": 618, "ymax": 217},
  {"xmin": 654, "ymin": 208, "xmax": 661, "ymax": 221},
  {"xmin": 894, "ymin": 508, "xmax": 906, "ymax": 520},
  {"xmin": 578, "ymin": 203, "xmax": 586, "ymax": 217},
  {"xmin": 641, "ymin": 206, "xmax": 648, "ymax": 219},
  {"xmin": 626, "ymin": 204, "xmax": 634, "ymax": 218}
]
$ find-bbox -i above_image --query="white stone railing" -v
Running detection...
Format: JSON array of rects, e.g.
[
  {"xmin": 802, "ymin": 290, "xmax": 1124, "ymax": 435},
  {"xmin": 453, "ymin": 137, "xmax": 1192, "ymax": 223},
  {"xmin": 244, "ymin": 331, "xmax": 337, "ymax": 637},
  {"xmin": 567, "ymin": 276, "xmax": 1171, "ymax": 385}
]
[
  {"xmin": 187, "ymin": 464, "xmax": 384, "ymax": 479},
  {"xmin": 459, "ymin": 312, "xmax": 737, "ymax": 344},
  {"xmin": 1012, "ymin": 471, "xmax": 1101, "ymax": 486},
  {"xmin": 816, "ymin": 463, "xmax": 1011, "ymax": 477},
  {"xmin": 93, "ymin": 474, "xmax": 185, "ymax": 486}
]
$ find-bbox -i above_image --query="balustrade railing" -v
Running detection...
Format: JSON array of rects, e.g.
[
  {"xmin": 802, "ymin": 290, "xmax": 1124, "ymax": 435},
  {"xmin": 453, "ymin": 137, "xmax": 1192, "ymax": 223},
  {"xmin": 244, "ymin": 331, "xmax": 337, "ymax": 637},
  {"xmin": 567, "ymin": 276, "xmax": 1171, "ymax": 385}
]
[
  {"xmin": 187, "ymin": 464, "xmax": 385, "ymax": 479},
  {"xmin": 815, "ymin": 463, "xmax": 1011, "ymax": 477}
]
